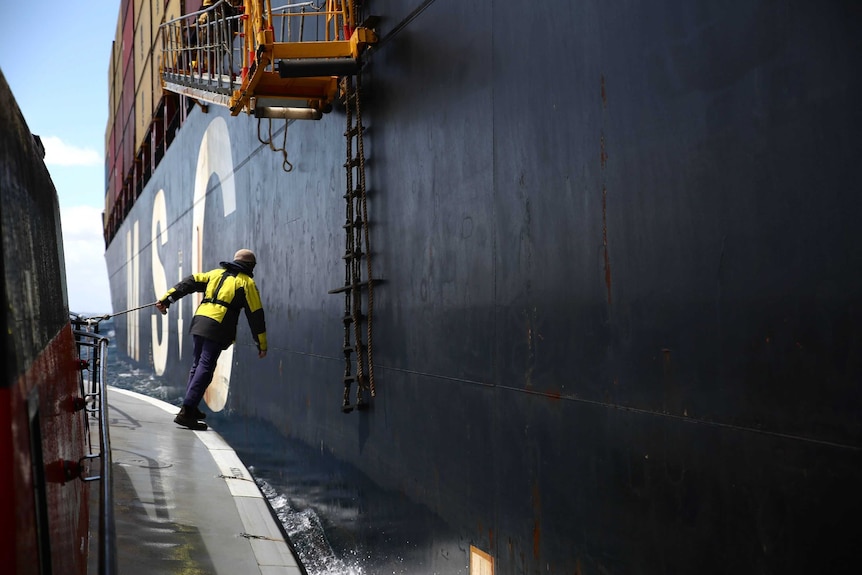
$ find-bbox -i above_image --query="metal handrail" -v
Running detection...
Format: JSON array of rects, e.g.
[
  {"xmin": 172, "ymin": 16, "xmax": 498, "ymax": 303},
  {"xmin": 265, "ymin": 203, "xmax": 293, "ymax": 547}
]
[
  {"xmin": 71, "ymin": 315, "xmax": 117, "ymax": 575},
  {"xmin": 162, "ymin": 0, "xmax": 232, "ymax": 26},
  {"xmin": 159, "ymin": 0, "xmax": 373, "ymax": 115},
  {"xmin": 161, "ymin": 0, "xmax": 244, "ymax": 99}
]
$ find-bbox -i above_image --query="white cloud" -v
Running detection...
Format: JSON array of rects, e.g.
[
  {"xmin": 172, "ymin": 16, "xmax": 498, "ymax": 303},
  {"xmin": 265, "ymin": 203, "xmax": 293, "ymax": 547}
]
[
  {"xmin": 60, "ymin": 204, "xmax": 112, "ymax": 314},
  {"xmin": 41, "ymin": 135, "xmax": 102, "ymax": 167}
]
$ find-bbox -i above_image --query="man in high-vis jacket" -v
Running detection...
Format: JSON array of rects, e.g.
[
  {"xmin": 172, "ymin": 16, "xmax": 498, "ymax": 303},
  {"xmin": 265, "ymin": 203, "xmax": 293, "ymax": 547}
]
[{"xmin": 156, "ymin": 248, "xmax": 267, "ymax": 430}]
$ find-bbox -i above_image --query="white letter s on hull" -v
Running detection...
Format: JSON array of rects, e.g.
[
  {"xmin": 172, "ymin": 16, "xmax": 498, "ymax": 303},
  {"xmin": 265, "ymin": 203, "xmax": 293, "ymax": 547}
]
[
  {"xmin": 151, "ymin": 189, "xmax": 169, "ymax": 375},
  {"xmin": 193, "ymin": 116, "xmax": 237, "ymax": 412}
]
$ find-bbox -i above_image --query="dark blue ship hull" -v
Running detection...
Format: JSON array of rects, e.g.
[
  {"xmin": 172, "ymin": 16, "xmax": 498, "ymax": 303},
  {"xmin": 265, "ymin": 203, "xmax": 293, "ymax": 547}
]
[{"xmin": 105, "ymin": 1, "xmax": 862, "ymax": 572}]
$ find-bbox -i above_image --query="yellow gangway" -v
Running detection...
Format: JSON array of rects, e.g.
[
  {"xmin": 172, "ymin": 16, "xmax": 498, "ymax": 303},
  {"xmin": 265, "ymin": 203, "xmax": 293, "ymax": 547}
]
[{"xmin": 160, "ymin": 0, "xmax": 377, "ymax": 119}]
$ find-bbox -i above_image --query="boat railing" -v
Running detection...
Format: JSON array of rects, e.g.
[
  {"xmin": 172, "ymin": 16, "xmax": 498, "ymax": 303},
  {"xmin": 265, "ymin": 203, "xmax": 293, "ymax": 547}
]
[{"xmin": 70, "ymin": 314, "xmax": 117, "ymax": 575}]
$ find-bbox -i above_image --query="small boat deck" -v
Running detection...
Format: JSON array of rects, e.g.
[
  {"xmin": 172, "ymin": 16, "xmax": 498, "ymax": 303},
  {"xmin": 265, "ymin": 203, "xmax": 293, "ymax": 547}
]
[{"xmin": 102, "ymin": 387, "xmax": 304, "ymax": 575}]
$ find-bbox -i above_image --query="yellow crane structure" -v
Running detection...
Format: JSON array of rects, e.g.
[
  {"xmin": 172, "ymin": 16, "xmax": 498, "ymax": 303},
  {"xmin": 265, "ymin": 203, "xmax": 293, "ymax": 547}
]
[{"xmin": 160, "ymin": 0, "xmax": 377, "ymax": 119}]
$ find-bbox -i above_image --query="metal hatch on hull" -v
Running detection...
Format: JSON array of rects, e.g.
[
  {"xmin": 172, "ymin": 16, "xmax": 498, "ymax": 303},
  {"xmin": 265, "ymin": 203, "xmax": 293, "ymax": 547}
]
[{"xmin": 159, "ymin": 0, "xmax": 377, "ymax": 119}]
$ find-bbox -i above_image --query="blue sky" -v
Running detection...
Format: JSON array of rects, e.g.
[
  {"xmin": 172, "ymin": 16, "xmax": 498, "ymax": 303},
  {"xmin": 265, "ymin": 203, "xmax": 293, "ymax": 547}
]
[{"xmin": 1, "ymin": 1, "xmax": 121, "ymax": 314}]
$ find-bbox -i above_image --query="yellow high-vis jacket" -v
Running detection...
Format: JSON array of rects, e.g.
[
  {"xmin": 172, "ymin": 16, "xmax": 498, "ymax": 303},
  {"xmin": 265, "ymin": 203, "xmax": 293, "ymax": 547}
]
[{"xmin": 159, "ymin": 260, "xmax": 267, "ymax": 351}]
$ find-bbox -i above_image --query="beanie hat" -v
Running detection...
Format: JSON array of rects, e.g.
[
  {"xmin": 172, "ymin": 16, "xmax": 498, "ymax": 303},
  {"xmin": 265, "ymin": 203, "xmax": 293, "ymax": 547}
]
[{"xmin": 234, "ymin": 249, "xmax": 256, "ymax": 264}]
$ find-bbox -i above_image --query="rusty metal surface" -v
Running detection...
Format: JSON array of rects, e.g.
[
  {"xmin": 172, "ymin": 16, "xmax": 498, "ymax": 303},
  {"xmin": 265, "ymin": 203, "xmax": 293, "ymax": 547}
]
[
  {"xmin": 1, "ymin": 68, "xmax": 90, "ymax": 575},
  {"xmin": 1, "ymin": 71, "xmax": 69, "ymax": 387}
]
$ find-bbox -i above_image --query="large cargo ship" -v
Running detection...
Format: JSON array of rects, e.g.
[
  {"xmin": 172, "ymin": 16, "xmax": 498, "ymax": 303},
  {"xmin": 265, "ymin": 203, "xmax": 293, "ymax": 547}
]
[{"xmin": 103, "ymin": 1, "xmax": 862, "ymax": 573}]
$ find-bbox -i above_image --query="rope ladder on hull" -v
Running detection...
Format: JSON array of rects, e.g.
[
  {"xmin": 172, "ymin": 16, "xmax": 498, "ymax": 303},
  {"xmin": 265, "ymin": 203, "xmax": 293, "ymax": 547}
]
[{"xmin": 328, "ymin": 73, "xmax": 376, "ymax": 413}]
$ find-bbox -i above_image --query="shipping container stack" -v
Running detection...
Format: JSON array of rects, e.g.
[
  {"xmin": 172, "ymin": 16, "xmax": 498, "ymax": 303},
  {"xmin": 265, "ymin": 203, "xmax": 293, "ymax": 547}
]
[{"xmin": 104, "ymin": 0, "xmax": 201, "ymax": 244}]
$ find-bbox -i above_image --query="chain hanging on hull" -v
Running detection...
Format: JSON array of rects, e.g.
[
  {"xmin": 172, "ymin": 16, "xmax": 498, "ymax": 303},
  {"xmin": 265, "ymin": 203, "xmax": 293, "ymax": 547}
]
[{"xmin": 328, "ymin": 73, "xmax": 376, "ymax": 413}]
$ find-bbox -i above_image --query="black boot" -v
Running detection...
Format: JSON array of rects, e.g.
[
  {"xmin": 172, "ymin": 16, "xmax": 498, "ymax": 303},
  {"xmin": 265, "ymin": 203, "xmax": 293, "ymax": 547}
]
[
  {"xmin": 190, "ymin": 406, "xmax": 207, "ymax": 420},
  {"xmin": 174, "ymin": 407, "xmax": 208, "ymax": 430}
]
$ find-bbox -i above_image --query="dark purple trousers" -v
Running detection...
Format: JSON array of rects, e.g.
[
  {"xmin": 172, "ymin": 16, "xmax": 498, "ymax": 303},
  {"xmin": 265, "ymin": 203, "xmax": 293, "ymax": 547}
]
[{"xmin": 184, "ymin": 334, "xmax": 224, "ymax": 408}]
